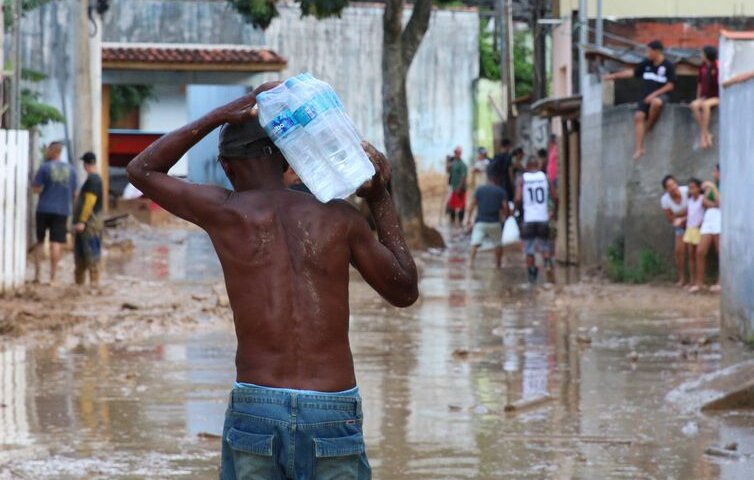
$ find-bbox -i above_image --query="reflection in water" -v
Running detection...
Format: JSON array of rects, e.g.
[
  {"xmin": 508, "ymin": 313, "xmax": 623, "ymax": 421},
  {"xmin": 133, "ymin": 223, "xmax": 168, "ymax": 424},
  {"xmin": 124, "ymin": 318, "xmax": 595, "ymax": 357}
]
[
  {"xmin": 0, "ymin": 232, "xmax": 753, "ymax": 478},
  {"xmin": 0, "ymin": 346, "xmax": 30, "ymax": 446}
]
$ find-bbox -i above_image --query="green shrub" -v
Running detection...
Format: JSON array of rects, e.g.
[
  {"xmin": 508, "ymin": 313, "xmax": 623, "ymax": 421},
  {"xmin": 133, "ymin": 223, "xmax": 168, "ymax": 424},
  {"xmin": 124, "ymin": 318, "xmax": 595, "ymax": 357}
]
[{"xmin": 607, "ymin": 239, "xmax": 667, "ymax": 284}]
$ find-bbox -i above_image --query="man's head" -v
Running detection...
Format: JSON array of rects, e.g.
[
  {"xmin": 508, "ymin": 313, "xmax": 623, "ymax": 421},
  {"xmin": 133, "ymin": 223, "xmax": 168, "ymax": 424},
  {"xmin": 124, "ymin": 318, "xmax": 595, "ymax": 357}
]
[
  {"xmin": 662, "ymin": 174, "xmax": 679, "ymax": 194},
  {"xmin": 646, "ymin": 40, "xmax": 664, "ymax": 62},
  {"xmin": 536, "ymin": 148, "xmax": 547, "ymax": 161},
  {"xmin": 501, "ymin": 138, "xmax": 512, "ymax": 151},
  {"xmin": 703, "ymin": 45, "xmax": 717, "ymax": 64},
  {"xmin": 454, "ymin": 146, "xmax": 462, "ymax": 159},
  {"xmin": 512, "ymin": 147, "xmax": 524, "ymax": 161},
  {"xmin": 688, "ymin": 177, "xmax": 702, "ymax": 197},
  {"xmin": 47, "ymin": 141, "xmax": 63, "ymax": 161},
  {"xmin": 217, "ymin": 114, "xmax": 287, "ymax": 190},
  {"xmin": 477, "ymin": 147, "xmax": 488, "ymax": 160},
  {"xmin": 525, "ymin": 155, "xmax": 540, "ymax": 171},
  {"xmin": 80, "ymin": 151, "xmax": 97, "ymax": 172}
]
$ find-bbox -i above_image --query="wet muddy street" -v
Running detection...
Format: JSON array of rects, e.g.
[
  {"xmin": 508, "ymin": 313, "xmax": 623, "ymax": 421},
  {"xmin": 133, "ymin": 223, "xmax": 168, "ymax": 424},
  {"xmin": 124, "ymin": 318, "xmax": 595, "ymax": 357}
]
[{"xmin": 1, "ymin": 228, "xmax": 753, "ymax": 479}]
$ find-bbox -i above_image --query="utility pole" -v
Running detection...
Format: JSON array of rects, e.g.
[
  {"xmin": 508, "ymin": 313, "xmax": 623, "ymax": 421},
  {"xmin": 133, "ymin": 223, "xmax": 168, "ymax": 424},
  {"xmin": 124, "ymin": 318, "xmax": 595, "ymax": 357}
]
[
  {"xmin": 496, "ymin": 0, "xmax": 516, "ymax": 133},
  {"xmin": 596, "ymin": 0, "xmax": 604, "ymax": 46},
  {"xmin": 496, "ymin": 0, "xmax": 511, "ymax": 124},
  {"xmin": 73, "ymin": 0, "xmax": 103, "ymax": 184},
  {"xmin": 9, "ymin": 0, "xmax": 22, "ymax": 129},
  {"xmin": 577, "ymin": 0, "xmax": 587, "ymax": 94},
  {"xmin": 532, "ymin": 0, "xmax": 548, "ymax": 101}
]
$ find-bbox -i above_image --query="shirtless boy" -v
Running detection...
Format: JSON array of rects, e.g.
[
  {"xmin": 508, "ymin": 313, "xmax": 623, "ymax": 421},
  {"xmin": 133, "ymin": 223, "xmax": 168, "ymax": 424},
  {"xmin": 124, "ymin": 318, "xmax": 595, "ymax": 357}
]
[{"xmin": 127, "ymin": 82, "xmax": 418, "ymax": 480}]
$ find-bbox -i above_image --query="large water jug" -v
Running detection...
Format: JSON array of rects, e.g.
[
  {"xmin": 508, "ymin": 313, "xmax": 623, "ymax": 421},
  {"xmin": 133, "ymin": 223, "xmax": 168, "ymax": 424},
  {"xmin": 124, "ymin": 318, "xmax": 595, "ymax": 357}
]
[
  {"xmin": 286, "ymin": 76, "xmax": 375, "ymax": 193},
  {"xmin": 257, "ymin": 83, "xmax": 345, "ymax": 202}
]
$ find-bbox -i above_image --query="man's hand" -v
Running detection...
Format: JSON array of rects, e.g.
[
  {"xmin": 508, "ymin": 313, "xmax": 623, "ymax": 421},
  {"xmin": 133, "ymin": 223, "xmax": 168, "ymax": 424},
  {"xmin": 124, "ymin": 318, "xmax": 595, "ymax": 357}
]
[
  {"xmin": 643, "ymin": 95, "xmax": 656, "ymax": 104},
  {"xmin": 357, "ymin": 141, "xmax": 392, "ymax": 201},
  {"xmin": 602, "ymin": 73, "xmax": 615, "ymax": 82},
  {"xmin": 74, "ymin": 222, "xmax": 85, "ymax": 233},
  {"xmin": 214, "ymin": 81, "xmax": 282, "ymax": 125}
]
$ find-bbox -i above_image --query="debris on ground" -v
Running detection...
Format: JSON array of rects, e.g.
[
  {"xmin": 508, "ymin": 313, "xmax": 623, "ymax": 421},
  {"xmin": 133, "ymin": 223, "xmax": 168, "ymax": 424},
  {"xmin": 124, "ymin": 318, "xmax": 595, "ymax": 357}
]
[
  {"xmin": 504, "ymin": 395, "xmax": 553, "ymax": 413},
  {"xmin": 704, "ymin": 446, "xmax": 741, "ymax": 460}
]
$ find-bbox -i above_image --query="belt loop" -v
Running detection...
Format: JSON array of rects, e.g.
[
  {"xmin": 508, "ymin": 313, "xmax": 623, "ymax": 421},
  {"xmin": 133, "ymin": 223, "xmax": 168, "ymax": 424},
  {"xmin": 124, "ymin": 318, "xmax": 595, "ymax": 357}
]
[
  {"xmin": 291, "ymin": 393, "xmax": 298, "ymax": 413},
  {"xmin": 229, "ymin": 390, "xmax": 235, "ymax": 410},
  {"xmin": 355, "ymin": 396, "xmax": 362, "ymax": 418}
]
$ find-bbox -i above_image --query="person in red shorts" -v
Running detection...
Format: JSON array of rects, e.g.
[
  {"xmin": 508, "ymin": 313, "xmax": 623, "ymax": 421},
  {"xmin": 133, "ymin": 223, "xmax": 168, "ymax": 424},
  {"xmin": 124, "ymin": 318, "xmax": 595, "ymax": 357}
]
[{"xmin": 446, "ymin": 146, "xmax": 468, "ymax": 226}]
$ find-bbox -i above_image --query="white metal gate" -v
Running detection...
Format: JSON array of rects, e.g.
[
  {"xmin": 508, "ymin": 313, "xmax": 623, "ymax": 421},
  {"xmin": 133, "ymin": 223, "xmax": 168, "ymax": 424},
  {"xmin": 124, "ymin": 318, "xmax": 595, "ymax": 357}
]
[{"xmin": 0, "ymin": 129, "xmax": 31, "ymax": 293}]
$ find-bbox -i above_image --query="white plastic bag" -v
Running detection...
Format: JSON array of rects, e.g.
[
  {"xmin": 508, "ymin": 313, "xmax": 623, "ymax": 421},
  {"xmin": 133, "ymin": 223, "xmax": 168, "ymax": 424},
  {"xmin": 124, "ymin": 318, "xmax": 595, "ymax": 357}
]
[{"xmin": 502, "ymin": 217, "xmax": 520, "ymax": 246}]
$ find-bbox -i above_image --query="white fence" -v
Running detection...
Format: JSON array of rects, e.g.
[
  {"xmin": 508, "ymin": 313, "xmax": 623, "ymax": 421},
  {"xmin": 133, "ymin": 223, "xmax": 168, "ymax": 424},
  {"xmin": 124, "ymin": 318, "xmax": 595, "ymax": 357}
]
[{"xmin": 0, "ymin": 129, "xmax": 31, "ymax": 293}]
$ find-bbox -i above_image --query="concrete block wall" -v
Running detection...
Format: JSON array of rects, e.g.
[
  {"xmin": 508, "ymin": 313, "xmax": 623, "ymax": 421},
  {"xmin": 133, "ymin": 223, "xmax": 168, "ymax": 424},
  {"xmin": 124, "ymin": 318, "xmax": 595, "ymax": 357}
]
[{"xmin": 579, "ymin": 104, "xmax": 719, "ymax": 267}]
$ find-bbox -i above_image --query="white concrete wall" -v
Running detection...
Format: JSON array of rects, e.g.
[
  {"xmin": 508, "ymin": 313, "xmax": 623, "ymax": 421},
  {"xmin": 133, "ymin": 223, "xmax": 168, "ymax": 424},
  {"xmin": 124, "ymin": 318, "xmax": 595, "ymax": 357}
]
[
  {"xmin": 103, "ymin": 1, "xmax": 480, "ymax": 173},
  {"xmin": 719, "ymin": 36, "xmax": 754, "ymax": 342}
]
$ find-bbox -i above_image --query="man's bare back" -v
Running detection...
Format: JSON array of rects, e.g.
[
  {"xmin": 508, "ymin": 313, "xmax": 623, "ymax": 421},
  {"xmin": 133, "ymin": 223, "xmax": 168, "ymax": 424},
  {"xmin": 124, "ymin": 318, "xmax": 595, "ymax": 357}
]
[
  {"xmin": 212, "ymin": 189, "xmax": 365, "ymax": 390},
  {"xmin": 127, "ymin": 83, "xmax": 418, "ymax": 392}
]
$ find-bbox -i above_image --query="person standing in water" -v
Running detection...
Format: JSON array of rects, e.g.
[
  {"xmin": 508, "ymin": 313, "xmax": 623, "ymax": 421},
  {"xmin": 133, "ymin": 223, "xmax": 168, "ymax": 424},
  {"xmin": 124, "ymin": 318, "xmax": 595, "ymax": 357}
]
[
  {"xmin": 127, "ymin": 83, "xmax": 418, "ymax": 480},
  {"xmin": 515, "ymin": 156, "xmax": 558, "ymax": 284}
]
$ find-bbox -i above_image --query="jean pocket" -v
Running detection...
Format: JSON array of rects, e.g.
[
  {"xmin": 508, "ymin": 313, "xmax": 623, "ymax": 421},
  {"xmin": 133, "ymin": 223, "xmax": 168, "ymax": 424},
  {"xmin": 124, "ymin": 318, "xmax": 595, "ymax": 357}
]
[
  {"xmin": 313, "ymin": 432, "xmax": 368, "ymax": 480},
  {"xmin": 226, "ymin": 428, "xmax": 276, "ymax": 479}
]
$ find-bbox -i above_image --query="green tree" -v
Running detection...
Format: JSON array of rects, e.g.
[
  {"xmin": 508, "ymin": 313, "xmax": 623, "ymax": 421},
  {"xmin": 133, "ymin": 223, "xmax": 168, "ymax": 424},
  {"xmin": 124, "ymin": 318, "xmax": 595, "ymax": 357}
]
[
  {"xmin": 19, "ymin": 69, "xmax": 64, "ymax": 129},
  {"xmin": 226, "ymin": 0, "xmax": 445, "ymax": 248},
  {"xmin": 109, "ymin": 85, "xmax": 155, "ymax": 123},
  {"xmin": 513, "ymin": 31, "xmax": 534, "ymax": 99},
  {"xmin": 478, "ymin": 21, "xmax": 534, "ymax": 99}
]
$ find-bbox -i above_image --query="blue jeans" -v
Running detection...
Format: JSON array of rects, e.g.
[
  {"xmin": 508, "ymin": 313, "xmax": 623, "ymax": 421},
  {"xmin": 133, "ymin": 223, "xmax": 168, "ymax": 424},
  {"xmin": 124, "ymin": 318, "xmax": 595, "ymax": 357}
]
[{"xmin": 220, "ymin": 383, "xmax": 371, "ymax": 480}]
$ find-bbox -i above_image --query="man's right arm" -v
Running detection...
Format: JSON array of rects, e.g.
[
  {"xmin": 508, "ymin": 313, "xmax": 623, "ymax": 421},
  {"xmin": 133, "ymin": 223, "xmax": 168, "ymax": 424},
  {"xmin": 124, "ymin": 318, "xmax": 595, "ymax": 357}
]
[
  {"xmin": 31, "ymin": 165, "xmax": 45, "ymax": 194},
  {"xmin": 604, "ymin": 68, "xmax": 634, "ymax": 81},
  {"xmin": 348, "ymin": 143, "xmax": 418, "ymax": 308}
]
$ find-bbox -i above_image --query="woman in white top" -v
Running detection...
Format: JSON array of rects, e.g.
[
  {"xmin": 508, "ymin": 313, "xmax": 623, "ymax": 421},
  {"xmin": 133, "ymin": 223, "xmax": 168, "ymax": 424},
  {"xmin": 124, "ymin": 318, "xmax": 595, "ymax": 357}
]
[
  {"xmin": 660, "ymin": 175, "xmax": 689, "ymax": 286},
  {"xmin": 693, "ymin": 164, "xmax": 721, "ymax": 293}
]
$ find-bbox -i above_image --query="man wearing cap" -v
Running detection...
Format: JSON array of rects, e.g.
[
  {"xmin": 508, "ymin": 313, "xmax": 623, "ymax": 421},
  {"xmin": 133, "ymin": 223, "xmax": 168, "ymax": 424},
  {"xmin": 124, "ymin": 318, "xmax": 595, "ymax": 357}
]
[
  {"xmin": 603, "ymin": 40, "xmax": 676, "ymax": 160},
  {"xmin": 73, "ymin": 152, "xmax": 104, "ymax": 286},
  {"xmin": 32, "ymin": 141, "xmax": 77, "ymax": 284},
  {"xmin": 126, "ymin": 82, "xmax": 417, "ymax": 479}
]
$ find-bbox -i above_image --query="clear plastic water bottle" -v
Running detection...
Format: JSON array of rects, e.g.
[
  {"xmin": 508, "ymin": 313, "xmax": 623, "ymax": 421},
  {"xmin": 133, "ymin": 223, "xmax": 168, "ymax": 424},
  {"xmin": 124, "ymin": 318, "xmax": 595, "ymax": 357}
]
[
  {"xmin": 297, "ymin": 73, "xmax": 362, "ymax": 140},
  {"xmin": 285, "ymin": 76, "xmax": 375, "ymax": 194},
  {"xmin": 257, "ymin": 84, "xmax": 345, "ymax": 202}
]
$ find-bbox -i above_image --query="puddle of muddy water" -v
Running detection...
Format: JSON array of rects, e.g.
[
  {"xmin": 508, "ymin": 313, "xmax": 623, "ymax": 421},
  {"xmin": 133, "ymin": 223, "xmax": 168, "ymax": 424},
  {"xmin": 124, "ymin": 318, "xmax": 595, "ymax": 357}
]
[{"xmin": 1, "ymin": 229, "xmax": 753, "ymax": 479}]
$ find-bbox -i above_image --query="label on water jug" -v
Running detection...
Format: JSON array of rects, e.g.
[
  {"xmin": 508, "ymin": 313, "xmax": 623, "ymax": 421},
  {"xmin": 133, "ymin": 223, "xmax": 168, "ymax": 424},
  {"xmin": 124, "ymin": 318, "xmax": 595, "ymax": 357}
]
[
  {"xmin": 292, "ymin": 94, "xmax": 332, "ymax": 127},
  {"xmin": 266, "ymin": 110, "xmax": 297, "ymax": 142}
]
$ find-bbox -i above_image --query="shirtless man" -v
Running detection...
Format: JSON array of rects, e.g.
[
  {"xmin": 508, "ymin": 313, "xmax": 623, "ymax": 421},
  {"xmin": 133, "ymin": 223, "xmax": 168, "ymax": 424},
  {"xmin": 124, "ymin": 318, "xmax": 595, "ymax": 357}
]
[{"xmin": 126, "ymin": 83, "xmax": 418, "ymax": 480}]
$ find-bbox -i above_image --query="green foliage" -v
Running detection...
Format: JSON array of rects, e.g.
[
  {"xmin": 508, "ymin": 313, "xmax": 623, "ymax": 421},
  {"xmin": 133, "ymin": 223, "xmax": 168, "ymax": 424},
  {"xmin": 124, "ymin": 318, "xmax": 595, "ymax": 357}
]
[
  {"xmin": 297, "ymin": 0, "xmax": 350, "ymax": 19},
  {"xmin": 110, "ymin": 85, "xmax": 155, "ymax": 123},
  {"xmin": 21, "ymin": 89, "xmax": 65, "ymax": 129},
  {"xmin": 477, "ymin": 23, "xmax": 535, "ymax": 99},
  {"xmin": 227, "ymin": 0, "xmax": 352, "ymax": 29},
  {"xmin": 226, "ymin": 0, "xmax": 279, "ymax": 29},
  {"xmin": 4, "ymin": 0, "xmax": 59, "ymax": 27},
  {"xmin": 513, "ymin": 31, "xmax": 533, "ymax": 99},
  {"xmin": 19, "ymin": 68, "xmax": 64, "ymax": 129},
  {"xmin": 479, "ymin": 19, "xmax": 500, "ymax": 80},
  {"xmin": 607, "ymin": 238, "xmax": 667, "ymax": 284}
]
